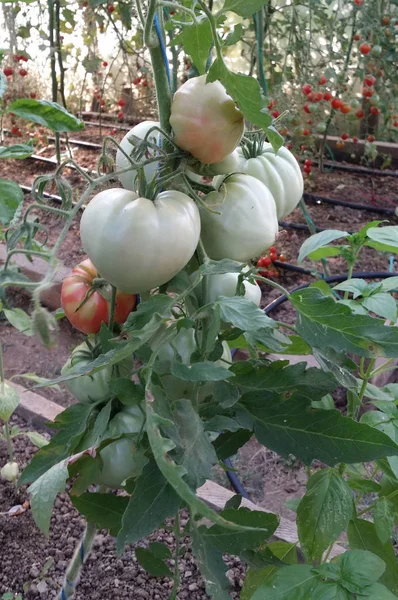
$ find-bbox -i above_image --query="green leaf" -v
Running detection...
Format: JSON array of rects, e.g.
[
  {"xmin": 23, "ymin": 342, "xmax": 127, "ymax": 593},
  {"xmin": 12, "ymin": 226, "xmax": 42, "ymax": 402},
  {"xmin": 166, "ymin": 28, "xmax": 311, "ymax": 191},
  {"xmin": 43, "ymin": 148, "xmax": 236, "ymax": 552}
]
[
  {"xmin": 116, "ymin": 461, "xmax": 180, "ymax": 552},
  {"xmin": 19, "ymin": 403, "xmax": 93, "ymax": 485},
  {"xmin": 7, "ymin": 99, "xmax": 84, "ymax": 132},
  {"xmin": 298, "ymin": 230, "xmax": 349, "ymax": 263},
  {"xmin": 135, "ymin": 547, "xmax": 172, "ymax": 577},
  {"xmin": 334, "ymin": 279, "xmax": 368, "ymax": 299},
  {"xmin": 312, "ymin": 583, "xmax": 351, "ymax": 600},
  {"xmin": 347, "ymin": 519, "xmax": 398, "ymax": 594},
  {"xmin": 362, "ymin": 293, "xmax": 397, "ymax": 322},
  {"xmin": 0, "ymin": 381, "xmax": 19, "ymax": 421},
  {"xmin": 214, "ymin": 380, "xmax": 240, "ymax": 408},
  {"xmin": 291, "ymin": 287, "xmax": 398, "ymax": 358},
  {"xmin": 29, "ymin": 459, "xmax": 69, "ymax": 535},
  {"xmin": 149, "ymin": 541, "xmax": 171, "ymax": 559},
  {"xmin": 374, "ymin": 498, "xmax": 395, "ymax": 544},
  {"xmin": 381, "ymin": 277, "xmax": 398, "ymax": 293},
  {"xmin": 0, "ymin": 179, "xmax": 24, "ymax": 225},
  {"xmin": 308, "ymin": 246, "xmax": 344, "ymax": 260},
  {"xmin": 200, "ymin": 258, "xmax": 244, "ymax": 276},
  {"xmin": 223, "ymin": 23, "xmax": 243, "ymax": 46},
  {"xmin": 3, "ymin": 308, "xmax": 33, "ymax": 335},
  {"xmin": 213, "ymin": 429, "xmax": 252, "ymax": 460},
  {"xmin": 200, "ymin": 507, "xmax": 279, "ymax": 554},
  {"xmin": 207, "ymin": 60, "xmax": 272, "ymax": 130},
  {"xmin": 367, "ymin": 226, "xmax": 398, "ymax": 253},
  {"xmin": 191, "ymin": 523, "xmax": 231, "ymax": 600},
  {"xmin": 125, "ymin": 295, "xmax": 174, "ymax": 330},
  {"xmin": 25, "ymin": 431, "xmax": 49, "ymax": 448},
  {"xmin": 172, "ymin": 16, "xmax": 212, "ymax": 75},
  {"xmin": 266, "ymin": 126, "xmax": 284, "ymax": 153},
  {"xmin": 251, "ymin": 564, "xmax": 318, "ymax": 600},
  {"xmin": 171, "ymin": 360, "xmax": 234, "ymax": 382},
  {"xmin": 358, "ymin": 583, "xmax": 398, "ymax": 599},
  {"xmin": 221, "ymin": 0, "xmax": 269, "ymax": 18},
  {"xmin": 346, "ymin": 476, "xmax": 381, "ymax": 493},
  {"xmin": 172, "ymin": 399, "xmax": 218, "ymax": 488},
  {"xmin": 0, "ymin": 141, "xmax": 34, "ymax": 159},
  {"xmin": 238, "ymin": 395, "xmax": 398, "ymax": 466},
  {"xmin": 297, "ymin": 469, "xmax": 353, "ymax": 562},
  {"xmin": 241, "ymin": 542, "xmax": 297, "ymax": 600},
  {"xmin": 71, "ymin": 492, "xmax": 129, "ymax": 537},
  {"xmin": 338, "ymin": 549, "xmax": 386, "ymax": 594},
  {"xmin": 109, "ymin": 378, "xmax": 144, "ymax": 406}
]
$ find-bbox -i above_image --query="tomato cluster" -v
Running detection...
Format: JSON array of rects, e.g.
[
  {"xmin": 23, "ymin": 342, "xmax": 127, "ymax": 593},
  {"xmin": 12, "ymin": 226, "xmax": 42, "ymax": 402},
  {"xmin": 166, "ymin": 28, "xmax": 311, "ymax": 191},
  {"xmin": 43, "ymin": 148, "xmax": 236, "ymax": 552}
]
[{"xmin": 256, "ymin": 246, "xmax": 286, "ymax": 280}]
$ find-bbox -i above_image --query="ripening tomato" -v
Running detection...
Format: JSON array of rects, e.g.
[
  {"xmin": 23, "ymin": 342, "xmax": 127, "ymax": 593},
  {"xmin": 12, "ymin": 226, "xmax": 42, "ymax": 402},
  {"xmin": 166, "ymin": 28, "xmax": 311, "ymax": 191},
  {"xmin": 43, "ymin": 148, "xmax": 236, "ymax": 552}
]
[
  {"xmin": 364, "ymin": 74, "xmax": 376, "ymax": 86},
  {"xmin": 170, "ymin": 75, "xmax": 244, "ymax": 164},
  {"xmin": 302, "ymin": 84, "xmax": 312, "ymax": 95},
  {"xmin": 340, "ymin": 104, "xmax": 351, "ymax": 114},
  {"xmin": 382, "ymin": 15, "xmax": 390, "ymax": 25},
  {"xmin": 367, "ymin": 135, "xmax": 375, "ymax": 142},
  {"xmin": 353, "ymin": 136, "xmax": 359, "ymax": 143},
  {"xmin": 363, "ymin": 87, "xmax": 374, "ymax": 98},
  {"xmin": 61, "ymin": 258, "xmax": 137, "ymax": 333},
  {"xmin": 359, "ymin": 43, "xmax": 371, "ymax": 54},
  {"xmin": 318, "ymin": 75, "xmax": 327, "ymax": 85},
  {"xmin": 331, "ymin": 98, "xmax": 342, "ymax": 110},
  {"xmin": 336, "ymin": 141, "xmax": 345, "ymax": 149}
]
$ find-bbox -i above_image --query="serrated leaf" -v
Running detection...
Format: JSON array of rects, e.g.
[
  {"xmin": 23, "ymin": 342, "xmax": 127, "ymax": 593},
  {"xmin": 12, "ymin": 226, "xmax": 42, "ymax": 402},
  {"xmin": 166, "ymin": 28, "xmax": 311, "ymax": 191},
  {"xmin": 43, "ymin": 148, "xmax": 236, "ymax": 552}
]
[
  {"xmin": 297, "ymin": 469, "xmax": 353, "ymax": 562},
  {"xmin": 213, "ymin": 429, "xmax": 252, "ymax": 460},
  {"xmin": 172, "ymin": 16, "xmax": 212, "ymax": 75},
  {"xmin": 291, "ymin": 287, "xmax": 398, "ymax": 358},
  {"xmin": 298, "ymin": 230, "xmax": 350, "ymax": 263},
  {"xmin": 0, "ymin": 382, "xmax": 19, "ymax": 421},
  {"xmin": 347, "ymin": 519, "xmax": 398, "ymax": 594},
  {"xmin": 207, "ymin": 60, "xmax": 272, "ymax": 130},
  {"xmin": 71, "ymin": 492, "xmax": 128, "ymax": 537},
  {"xmin": 0, "ymin": 142, "xmax": 34, "ymax": 159},
  {"xmin": 7, "ymin": 99, "xmax": 84, "ymax": 132},
  {"xmin": 0, "ymin": 179, "xmax": 24, "ymax": 226},
  {"xmin": 221, "ymin": 0, "xmax": 269, "ymax": 18},
  {"xmin": 29, "ymin": 459, "xmax": 69, "ymax": 535},
  {"xmin": 135, "ymin": 547, "xmax": 172, "ymax": 577},
  {"xmin": 374, "ymin": 498, "xmax": 395, "ymax": 544},
  {"xmin": 191, "ymin": 524, "xmax": 231, "ymax": 600},
  {"xmin": 238, "ymin": 394, "xmax": 398, "ymax": 466}
]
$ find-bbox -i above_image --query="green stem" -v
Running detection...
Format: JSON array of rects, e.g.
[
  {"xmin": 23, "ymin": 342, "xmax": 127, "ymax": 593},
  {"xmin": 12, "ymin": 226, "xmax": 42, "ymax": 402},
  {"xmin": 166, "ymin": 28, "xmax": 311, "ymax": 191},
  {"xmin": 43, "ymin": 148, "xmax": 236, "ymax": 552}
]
[
  {"xmin": 56, "ymin": 520, "xmax": 97, "ymax": 599},
  {"xmin": 148, "ymin": 43, "xmax": 172, "ymax": 135},
  {"xmin": 144, "ymin": 0, "xmax": 158, "ymax": 48},
  {"xmin": 299, "ymin": 199, "xmax": 330, "ymax": 277},
  {"xmin": 254, "ymin": 274, "xmax": 290, "ymax": 297},
  {"xmin": 108, "ymin": 286, "xmax": 117, "ymax": 330},
  {"xmin": 0, "ymin": 340, "xmax": 4, "ymax": 383},
  {"xmin": 4, "ymin": 421, "xmax": 14, "ymax": 462},
  {"xmin": 198, "ymin": 0, "xmax": 224, "ymax": 62}
]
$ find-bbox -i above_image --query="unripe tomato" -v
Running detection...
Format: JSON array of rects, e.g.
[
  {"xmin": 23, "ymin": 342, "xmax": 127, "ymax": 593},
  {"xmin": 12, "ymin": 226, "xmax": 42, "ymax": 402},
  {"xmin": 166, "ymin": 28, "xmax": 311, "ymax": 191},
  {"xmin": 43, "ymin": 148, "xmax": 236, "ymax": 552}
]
[
  {"xmin": 359, "ymin": 43, "xmax": 371, "ymax": 54},
  {"xmin": 1, "ymin": 461, "xmax": 19, "ymax": 482},
  {"xmin": 80, "ymin": 188, "xmax": 201, "ymax": 293},
  {"xmin": 199, "ymin": 174, "xmax": 278, "ymax": 262},
  {"xmin": 61, "ymin": 258, "xmax": 137, "ymax": 334},
  {"xmin": 97, "ymin": 439, "xmax": 145, "ymax": 488},
  {"xmin": 371, "ymin": 45, "xmax": 382, "ymax": 56},
  {"xmin": 206, "ymin": 270, "xmax": 261, "ymax": 306},
  {"xmin": 370, "ymin": 94, "xmax": 380, "ymax": 106},
  {"xmin": 115, "ymin": 121, "xmax": 160, "ymax": 191},
  {"xmin": 189, "ymin": 149, "xmax": 241, "ymax": 177},
  {"xmin": 107, "ymin": 405, "xmax": 145, "ymax": 437},
  {"xmin": 350, "ymin": 99, "xmax": 361, "ymax": 109},
  {"xmin": 170, "ymin": 75, "xmax": 244, "ymax": 164},
  {"xmin": 316, "ymin": 122, "xmax": 327, "ymax": 133}
]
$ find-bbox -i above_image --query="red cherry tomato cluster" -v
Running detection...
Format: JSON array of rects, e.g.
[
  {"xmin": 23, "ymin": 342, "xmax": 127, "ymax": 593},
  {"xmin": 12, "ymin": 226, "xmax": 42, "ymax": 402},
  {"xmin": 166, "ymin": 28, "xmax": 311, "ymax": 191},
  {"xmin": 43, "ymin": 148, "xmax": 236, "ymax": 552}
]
[
  {"xmin": 13, "ymin": 54, "xmax": 28, "ymax": 62},
  {"xmin": 256, "ymin": 247, "xmax": 286, "ymax": 280},
  {"xmin": 11, "ymin": 126, "xmax": 23, "ymax": 137},
  {"xmin": 303, "ymin": 158, "xmax": 312, "ymax": 175}
]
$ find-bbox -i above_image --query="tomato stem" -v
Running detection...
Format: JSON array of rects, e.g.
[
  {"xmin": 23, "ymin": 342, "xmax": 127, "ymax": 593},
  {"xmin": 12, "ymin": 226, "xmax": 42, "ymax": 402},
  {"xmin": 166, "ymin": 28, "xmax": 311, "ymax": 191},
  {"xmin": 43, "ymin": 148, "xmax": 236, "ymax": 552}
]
[{"xmin": 108, "ymin": 286, "xmax": 117, "ymax": 330}]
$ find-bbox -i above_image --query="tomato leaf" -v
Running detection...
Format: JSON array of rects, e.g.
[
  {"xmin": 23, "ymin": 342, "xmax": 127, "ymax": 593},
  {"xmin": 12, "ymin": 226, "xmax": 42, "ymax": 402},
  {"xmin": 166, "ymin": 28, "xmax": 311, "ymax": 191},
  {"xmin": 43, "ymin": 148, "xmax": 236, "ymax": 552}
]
[
  {"xmin": 213, "ymin": 429, "xmax": 252, "ymax": 460},
  {"xmin": 135, "ymin": 547, "xmax": 172, "ymax": 577},
  {"xmin": 0, "ymin": 141, "xmax": 34, "ymax": 159},
  {"xmin": 207, "ymin": 60, "xmax": 272, "ymax": 130},
  {"xmin": 298, "ymin": 229, "xmax": 350, "ymax": 263},
  {"xmin": 191, "ymin": 524, "xmax": 231, "ymax": 600},
  {"xmin": 241, "ymin": 542, "xmax": 298, "ymax": 600},
  {"xmin": 237, "ymin": 395, "xmax": 398, "ymax": 466},
  {"xmin": 171, "ymin": 360, "xmax": 234, "ymax": 381},
  {"xmin": 71, "ymin": 492, "xmax": 129, "ymax": 537},
  {"xmin": 223, "ymin": 23, "xmax": 243, "ymax": 46},
  {"xmin": 0, "ymin": 382, "xmax": 20, "ymax": 422},
  {"xmin": 221, "ymin": 0, "xmax": 269, "ymax": 18},
  {"xmin": 250, "ymin": 564, "xmax": 318, "ymax": 600},
  {"xmin": 0, "ymin": 179, "xmax": 24, "ymax": 226},
  {"xmin": 374, "ymin": 498, "xmax": 395, "ymax": 545},
  {"xmin": 7, "ymin": 99, "xmax": 84, "ymax": 132},
  {"xmin": 297, "ymin": 469, "xmax": 353, "ymax": 562},
  {"xmin": 172, "ymin": 16, "xmax": 213, "ymax": 75},
  {"xmin": 29, "ymin": 459, "xmax": 69, "ymax": 536}
]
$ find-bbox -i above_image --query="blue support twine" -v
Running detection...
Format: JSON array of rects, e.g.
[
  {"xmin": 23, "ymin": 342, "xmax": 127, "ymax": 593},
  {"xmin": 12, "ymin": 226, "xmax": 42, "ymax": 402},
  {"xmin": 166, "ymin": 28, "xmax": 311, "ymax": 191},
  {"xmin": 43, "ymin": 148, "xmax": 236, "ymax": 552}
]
[{"xmin": 154, "ymin": 13, "xmax": 170, "ymax": 86}]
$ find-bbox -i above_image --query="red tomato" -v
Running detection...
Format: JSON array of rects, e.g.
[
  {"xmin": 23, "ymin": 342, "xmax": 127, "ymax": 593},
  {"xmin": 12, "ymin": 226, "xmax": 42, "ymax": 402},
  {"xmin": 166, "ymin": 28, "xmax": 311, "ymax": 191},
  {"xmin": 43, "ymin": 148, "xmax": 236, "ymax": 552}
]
[
  {"xmin": 21, "ymin": 55, "xmax": 28, "ymax": 62},
  {"xmin": 303, "ymin": 165, "xmax": 312, "ymax": 174},
  {"xmin": 133, "ymin": 77, "xmax": 141, "ymax": 85},
  {"xmin": 103, "ymin": 61, "xmax": 108, "ymax": 67},
  {"xmin": 19, "ymin": 68, "xmax": 27, "ymax": 77},
  {"xmin": 354, "ymin": 0, "xmax": 363, "ymax": 5},
  {"xmin": 270, "ymin": 251, "xmax": 278, "ymax": 262},
  {"xmin": 370, "ymin": 106, "xmax": 380, "ymax": 115},
  {"xmin": 269, "ymin": 246, "xmax": 277, "ymax": 254},
  {"xmin": 303, "ymin": 103, "xmax": 311, "ymax": 114},
  {"xmin": 117, "ymin": 111, "xmax": 125, "ymax": 119},
  {"xmin": 354, "ymin": 33, "xmax": 361, "ymax": 41},
  {"xmin": 257, "ymin": 256, "xmax": 272, "ymax": 268},
  {"xmin": 355, "ymin": 109, "xmax": 365, "ymax": 118},
  {"xmin": 304, "ymin": 159, "xmax": 312, "ymax": 166},
  {"xmin": 359, "ymin": 43, "xmax": 371, "ymax": 54},
  {"xmin": 340, "ymin": 104, "xmax": 351, "ymax": 114},
  {"xmin": 3, "ymin": 67, "xmax": 13, "ymax": 76},
  {"xmin": 318, "ymin": 75, "xmax": 327, "ymax": 85},
  {"xmin": 271, "ymin": 110, "xmax": 280, "ymax": 118},
  {"xmin": 393, "ymin": 121, "xmax": 398, "ymax": 127},
  {"xmin": 117, "ymin": 98, "xmax": 125, "ymax": 107},
  {"xmin": 303, "ymin": 128, "xmax": 310, "ymax": 136},
  {"xmin": 331, "ymin": 98, "xmax": 342, "ymax": 110},
  {"xmin": 367, "ymin": 135, "xmax": 375, "ymax": 142},
  {"xmin": 352, "ymin": 136, "xmax": 359, "ymax": 143},
  {"xmin": 61, "ymin": 258, "xmax": 137, "ymax": 334},
  {"xmin": 364, "ymin": 74, "xmax": 376, "ymax": 86},
  {"xmin": 302, "ymin": 84, "xmax": 312, "ymax": 95},
  {"xmin": 30, "ymin": 92, "xmax": 37, "ymax": 99},
  {"xmin": 107, "ymin": 4, "xmax": 114, "ymax": 12},
  {"xmin": 363, "ymin": 87, "xmax": 374, "ymax": 98},
  {"xmin": 323, "ymin": 91, "xmax": 332, "ymax": 101},
  {"xmin": 341, "ymin": 133, "xmax": 349, "ymax": 140}
]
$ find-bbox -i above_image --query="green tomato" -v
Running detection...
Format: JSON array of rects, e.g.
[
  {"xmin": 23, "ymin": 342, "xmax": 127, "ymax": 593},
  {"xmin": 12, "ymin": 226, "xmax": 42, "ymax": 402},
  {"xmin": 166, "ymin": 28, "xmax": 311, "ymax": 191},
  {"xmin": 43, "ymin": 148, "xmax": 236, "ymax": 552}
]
[
  {"xmin": 1, "ymin": 461, "xmax": 19, "ymax": 482},
  {"xmin": 371, "ymin": 45, "xmax": 382, "ymax": 57},
  {"xmin": 115, "ymin": 120, "xmax": 160, "ymax": 191},
  {"xmin": 170, "ymin": 75, "xmax": 244, "ymax": 164},
  {"xmin": 80, "ymin": 188, "xmax": 201, "ymax": 293},
  {"xmin": 206, "ymin": 270, "xmax": 261, "ymax": 306},
  {"xmin": 200, "ymin": 174, "xmax": 278, "ymax": 262},
  {"xmin": 316, "ymin": 122, "xmax": 327, "ymax": 133},
  {"xmin": 236, "ymin": 144, "xmax": 303, "ymax": 219},
  {"xmin": 370, "ymin": 94, "xmax": 380, "ymax": 106},
  {"xmin": 189, "ymin": 149, "xmax": 241, "ymax": 177},
  {"xmin": 107, "ymin": 405, "xmax": 145, "ymax": 437},
  {"xmin": 96, "ymin": 438, "xmax": 147, "ymax": 488},
  {"xmin": 61, "ymin": 342, "xmax": 115, "ymax": 404}
]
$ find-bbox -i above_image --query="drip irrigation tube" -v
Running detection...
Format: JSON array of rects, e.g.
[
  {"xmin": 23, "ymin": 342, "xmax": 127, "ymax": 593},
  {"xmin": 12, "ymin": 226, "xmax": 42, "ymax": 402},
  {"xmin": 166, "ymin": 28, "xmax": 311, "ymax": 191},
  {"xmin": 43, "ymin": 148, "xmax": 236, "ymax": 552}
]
[
  {"xmin": 304, "ymin": 193, "xmax": 397, "ymax": 216},
  {"xmin": 311, "ymin": 160, "xmax": 398, "ymax": 178},
  {"xmin": 225, "ymin": 269, "xmax": 398, "ymax": 500},
  {"xmin": 82, "ymin": 120, "xmax": 131, "ymax": 131}
]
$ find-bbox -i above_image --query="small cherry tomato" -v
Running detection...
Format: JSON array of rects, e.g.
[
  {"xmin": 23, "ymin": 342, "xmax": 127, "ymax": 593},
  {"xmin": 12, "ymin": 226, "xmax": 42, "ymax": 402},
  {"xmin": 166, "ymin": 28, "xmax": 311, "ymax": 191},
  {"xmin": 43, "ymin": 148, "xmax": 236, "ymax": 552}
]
[
  {"xmin": 61, "ymin": 258, "xmax": 137, "ymax": 334},
  {"xmin": 331, "ymin": 98, "xmax": 342, "ymax": 110},
  {"xmin": 117, "ymin": 111, "xmax": 125, "ymax": 119},
  {"xmin": 304, "ymin": 159, "xmax": 312, "ymax": 166},
  {"xmin": 323, "ymin": 91, "xmax": 332, "ymax": 101},
  {"xmin": 367, "ymin": 135, "xmax": 375, "ymax": 142},
  {"xmin": 336, "ymin": 141, "xmax": 345, "ymax": 149},
  {"xmin": 364, "ymin": 74, "xmax": 376, "ymax": 87},
  {"xmin": 370, "ymin": 106, "xmax": 380, "ymax": 115},
  {"xmin": 303, "ymin": 165, "xmax": 312, "ymax": 174},
  {"xmin": 359, "ymin": 43, "xmax": 371, "ymax": 54},
  {"xmin": 278, "ymin": 254, "xmax": 287, "ymax": 262},
  {"xmin": 340, "ymin": 104, "xmax": 351, "ymax": 114},
  {"xmin": 107, "ymin": 3, "xmax": 114, "ymax": 12},
  {"xmin": 19, "ymin": 68, "xmax": 27, "ymax": 77},
  {"xmin": 354, "ymin": 33, "xmax": 361, "ymax": 41},
  {"xmin": 318, "ymin": 75, "xmax": 327, "ymax": 85},
  {"xmin": 270, "ymin": 252, "xmax": 278, "ymax": 262},
  {"xmin": 302, "ymin": 84, "xmax": 312, "ymax": 95},
  {"xmin": 352, "ymin": 136, "xmax": 359, "ymax": 143},
  {"xmin": 271, "ymin": 110, "xmax": 280, "ymax": 118},
  {"xmin": 355, "ymin": 109, "xmax": 365, "ymax": 118},
  {"xmin": 303, "ymin": 103, "xmax": 311, "ymax": 114},
  {"xmin": 30, "ymin": 92, "xmax": 37, "ymax": 99},
  {"xmin": 257, "ymin": 256, "xmax": 272, "ymax": 268},
  {"xmin": 341, "ymin": 132, "xmax": 349, "ymax": 140},
  {"xmin": 117, "ymin": 98, "xmax": 125, "ymax": 107},
  {"xmin": 303, "ymin": 128, "xmax": 310, "ymax": 136},
  {"xmin": 102, "ymin": 61, "xmax": 108, "ymax": 67},
  {"xmin": 363, "ymin": 87, "xmax": 374, "ymax": 98},
  {"xmin": 3, "ymin": 67, "xmax": 13, "ymax": 76}
]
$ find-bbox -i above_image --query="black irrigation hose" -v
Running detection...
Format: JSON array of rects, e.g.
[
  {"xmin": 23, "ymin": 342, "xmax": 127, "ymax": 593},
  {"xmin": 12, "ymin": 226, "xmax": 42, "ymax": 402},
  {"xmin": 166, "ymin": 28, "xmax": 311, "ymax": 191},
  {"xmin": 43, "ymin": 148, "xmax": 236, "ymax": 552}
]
[
  {"xmin": 304, "ymin": 192, "xmax": 397, "ymax": 216},
  {"xmin": 225, "ymin": 270, "xmax": 398, "ymax": 500},
  {"xmin": 273, "ymin": 260, "xmax": 323, "ymax": 276},
  {"xmin": 311, "ymin": 160, "xmax": 398, "ymax": 178},
  {"xmin": 82, "ymin": 120, "xmax": 131, "ymax": 131}
]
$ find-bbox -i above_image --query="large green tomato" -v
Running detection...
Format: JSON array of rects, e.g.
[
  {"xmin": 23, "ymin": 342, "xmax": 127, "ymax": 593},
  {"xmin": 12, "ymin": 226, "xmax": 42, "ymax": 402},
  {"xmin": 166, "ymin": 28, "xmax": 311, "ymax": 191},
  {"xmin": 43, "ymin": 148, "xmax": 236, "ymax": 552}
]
[
  {"xmin": 189, "ymin": 150, "xmax": 241, "ymax": 177},
  {"xmin": 107, "ymin": 404, "xmax": 145, "ymax": 437},
  {"xmin": 199, "ymin": 174, "xmax": 278, "ymax": 262},
  {"xmin": 80, "ymin": 188, "xmax": 201, "ymax": 293},
  {"xmin": 236, "ymin": 144, "xmax": 303, "ymax": 219},
  {"xmin": 96, "ymin": 439, "xmax": 146, "ymax": 488},
  {"xmin": 115, "ymin": 120, "xmax": 160, "ymax": 191},
  {"xmin": 61, "ymin": 342, "xmax": 125, "ymax": 404},
  {"xmin": 206, "ymin": 271, "xmax": 261, "ymax": 306},
  {"xmin": 170, "ymin": 75, "xmax": 244, "ymax": 164}
]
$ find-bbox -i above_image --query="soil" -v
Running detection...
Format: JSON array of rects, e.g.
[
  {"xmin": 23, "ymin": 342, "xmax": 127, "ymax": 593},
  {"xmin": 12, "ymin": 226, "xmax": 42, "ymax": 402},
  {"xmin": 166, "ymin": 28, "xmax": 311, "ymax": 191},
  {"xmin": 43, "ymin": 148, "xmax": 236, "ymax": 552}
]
[{"xmin": 0, "ymin": 415, "xmax": 244, "ymax": 599}]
